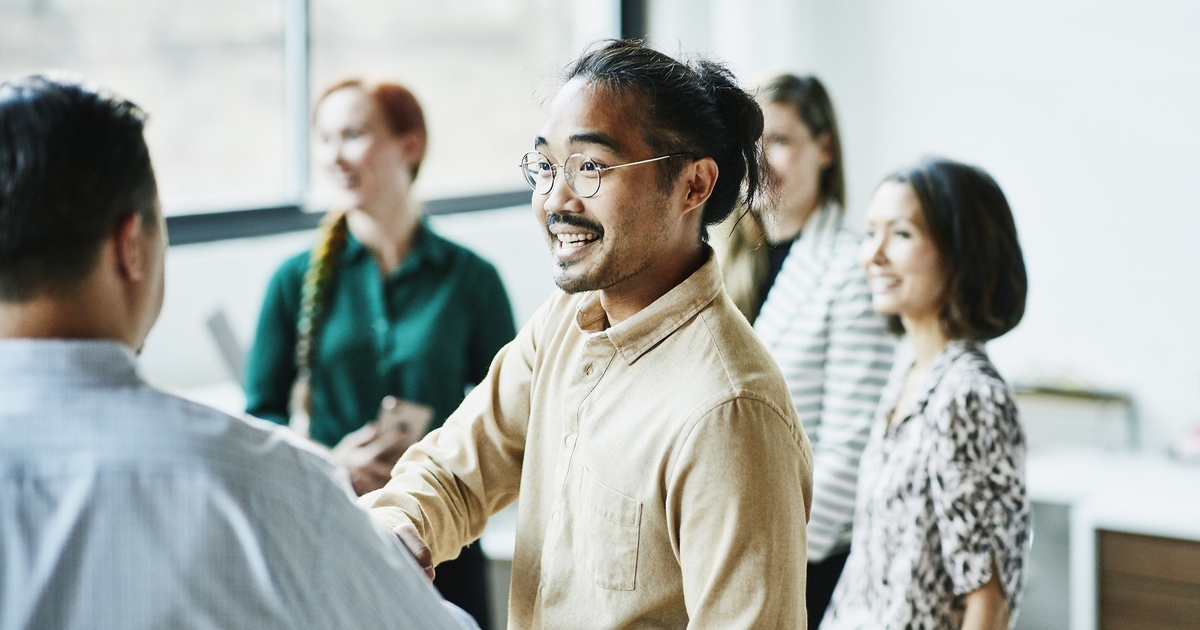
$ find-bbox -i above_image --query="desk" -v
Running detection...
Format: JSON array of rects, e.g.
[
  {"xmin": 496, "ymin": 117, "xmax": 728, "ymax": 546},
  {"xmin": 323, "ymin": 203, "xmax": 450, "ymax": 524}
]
[{"xmin": 1027, "ymin": 448, "xmax": 1200, "ymax": 630}]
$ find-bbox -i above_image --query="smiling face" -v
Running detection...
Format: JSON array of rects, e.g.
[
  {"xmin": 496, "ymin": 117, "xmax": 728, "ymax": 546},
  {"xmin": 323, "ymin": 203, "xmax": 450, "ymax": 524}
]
[
  {"xmin": 860, "ymin": 180, "xmax": 949, "ymax": 327},
  {"xmin": 532, "ymin": 78, "xmax": 684, "ymax": 295},
  {"xmin": 313, "ymin": 87, "xmax": 415, "ymax": 212},
  {"xmin": 760, "ymin": 100, "xmax": 833, "ymax": 241}
]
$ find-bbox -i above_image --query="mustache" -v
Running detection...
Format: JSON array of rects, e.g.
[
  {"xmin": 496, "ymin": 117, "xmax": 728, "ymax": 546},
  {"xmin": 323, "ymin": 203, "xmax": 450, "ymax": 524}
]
[{"xmin": 545, "ymin": 212, "xmax": 604, "ymax": 236}]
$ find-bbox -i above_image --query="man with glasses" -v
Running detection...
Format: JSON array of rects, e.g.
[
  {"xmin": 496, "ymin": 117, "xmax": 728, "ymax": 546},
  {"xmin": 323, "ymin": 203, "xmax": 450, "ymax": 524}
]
[{"xmin": 364, "ymin": 40, "xmax": 814, "ymax": 628}]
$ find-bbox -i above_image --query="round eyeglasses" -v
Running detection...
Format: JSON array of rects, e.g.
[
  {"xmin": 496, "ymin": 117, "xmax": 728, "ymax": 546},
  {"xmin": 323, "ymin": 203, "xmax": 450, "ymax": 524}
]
[{"xmin": 518, "ymin": 151, "xmax": 692, "ymax": 198}]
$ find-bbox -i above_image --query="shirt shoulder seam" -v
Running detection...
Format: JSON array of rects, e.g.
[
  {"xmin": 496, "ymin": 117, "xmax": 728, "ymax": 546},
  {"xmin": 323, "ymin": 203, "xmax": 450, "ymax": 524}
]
[{"xmin": 666, "ymin": 389, "xmax": 802, "ymax": 483}]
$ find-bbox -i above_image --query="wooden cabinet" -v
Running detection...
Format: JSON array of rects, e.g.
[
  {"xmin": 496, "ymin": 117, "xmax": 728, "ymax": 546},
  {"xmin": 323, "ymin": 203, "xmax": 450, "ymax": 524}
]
[{"xmin": 1099, "ymin": 530, "xmax": 1200, "ymax": 630}]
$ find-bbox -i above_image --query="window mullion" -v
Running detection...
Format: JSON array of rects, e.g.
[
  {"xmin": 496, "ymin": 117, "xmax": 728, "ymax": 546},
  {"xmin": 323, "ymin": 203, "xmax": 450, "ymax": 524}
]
[{"xmin": 283, "ymin": 0, "xmax": 311, "ymax": 207}]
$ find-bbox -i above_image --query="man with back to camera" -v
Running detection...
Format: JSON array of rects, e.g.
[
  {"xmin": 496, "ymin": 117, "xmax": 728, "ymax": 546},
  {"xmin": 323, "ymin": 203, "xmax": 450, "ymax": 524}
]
[
  {"xmin": 0, "ymin": 75, "xmax": 475, "ymax": 630},
  {"xmin": 362, "ymin": 40, "xmax": 815, "ymax": 628}
]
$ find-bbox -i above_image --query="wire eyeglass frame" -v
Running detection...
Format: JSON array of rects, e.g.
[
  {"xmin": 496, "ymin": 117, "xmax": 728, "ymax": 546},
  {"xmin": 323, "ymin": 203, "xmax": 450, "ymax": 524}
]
[{"xmin": 518, "ymin": 151, "xmax": 692, "ymax": 198}]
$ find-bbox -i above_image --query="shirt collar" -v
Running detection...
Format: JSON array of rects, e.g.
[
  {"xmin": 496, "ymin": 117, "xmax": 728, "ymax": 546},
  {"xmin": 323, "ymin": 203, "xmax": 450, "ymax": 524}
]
[
  {"xmin": 574, "ymin": 247, "xmax": 724, "ymax": 365},
  {"xmin": 0, "ymin": 338, "xmax": 140, "ymax": 387},
  {"xmin": 344, "ymin": 220, "xmax": 453, "ymax": 280}
]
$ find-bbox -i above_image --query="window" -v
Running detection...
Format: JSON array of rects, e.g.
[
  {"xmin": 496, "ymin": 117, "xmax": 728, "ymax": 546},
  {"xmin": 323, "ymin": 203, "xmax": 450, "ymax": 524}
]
[
  {"xmin": 0, "ymin": 0, "xmax": 619, "ymax": 219},
  {"xmin": 1, "ymin": 0, "xmax": 289, "ymax": 215},
  {"xmin": 310, "ymin": 0, "xmax": 618, "ymax": 205}
]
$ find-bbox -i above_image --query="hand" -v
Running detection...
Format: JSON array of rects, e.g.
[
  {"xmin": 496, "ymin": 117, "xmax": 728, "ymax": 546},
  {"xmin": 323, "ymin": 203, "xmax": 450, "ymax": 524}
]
[
  {"xmin": 330, "ymin": 421, "xmax": 409, "ymax": 495},
  {"xmin": 393, "ymin": 521, "xmax": 435, "ymax": 581},
  {"xmin": 330, "ymin": 396, "xmax": 433, "ymax": 496}
]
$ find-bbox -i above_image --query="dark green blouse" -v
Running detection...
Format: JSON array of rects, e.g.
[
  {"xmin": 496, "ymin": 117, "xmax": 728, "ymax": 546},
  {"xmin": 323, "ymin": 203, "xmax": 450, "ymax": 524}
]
[{"xmin": 244, "ymin": 223, "xmax": 516, "ymax": 447}]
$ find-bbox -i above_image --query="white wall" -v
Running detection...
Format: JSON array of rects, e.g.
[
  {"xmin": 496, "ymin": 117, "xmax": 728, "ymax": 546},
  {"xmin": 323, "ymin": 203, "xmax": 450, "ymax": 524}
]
[
  {"xmin": 140, "ymin": 205, "xmax": 555, "ymax": 390},
  {"xmin": 646, "ymin": 0, "xmax": 1200, "ymax": 451},
  {"xmin": 140, "ymin": 230, "xmax": 312, "ymax": 390}
]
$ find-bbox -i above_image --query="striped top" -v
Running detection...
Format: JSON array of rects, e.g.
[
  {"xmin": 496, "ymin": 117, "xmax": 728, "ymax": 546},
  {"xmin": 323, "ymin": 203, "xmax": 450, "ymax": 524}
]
[{"xmin": 754, "ymin": 205, "xmax": 895, "ymax": 562}]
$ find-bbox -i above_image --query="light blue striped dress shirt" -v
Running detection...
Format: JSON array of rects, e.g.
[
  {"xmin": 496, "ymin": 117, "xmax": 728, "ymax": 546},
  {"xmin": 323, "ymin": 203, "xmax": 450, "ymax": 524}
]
[
  {"xmin": 0, "ymin": 339, "xmax": 474, "ymax": 630},
  {"xmin": 754, "ymin": 205, "xmax": 895, "ymax": 562}
]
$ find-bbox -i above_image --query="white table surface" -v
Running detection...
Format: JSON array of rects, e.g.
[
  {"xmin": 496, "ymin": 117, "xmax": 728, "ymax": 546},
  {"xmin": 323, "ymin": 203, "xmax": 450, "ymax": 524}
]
[{"xmin": 1028, "ymin": 447, "xmax": 1200, "ymax": 541}]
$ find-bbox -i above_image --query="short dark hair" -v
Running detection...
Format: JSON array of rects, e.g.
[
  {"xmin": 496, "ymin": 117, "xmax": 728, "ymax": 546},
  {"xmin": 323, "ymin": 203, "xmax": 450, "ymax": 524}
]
[
  {"xmin": 759, "ymin": 73, "xmax": 845, "ymax": 209},
  {"xmin": 565, "ymin": 40, "xmax": 765, "ymax": 238},
  {"xmin": 0, "ymin": 75, "xmax": 158, "ymax": 302},
  {"xmin": 882, "ymin": 159, "xmax": 1027, "ymax": 340}
]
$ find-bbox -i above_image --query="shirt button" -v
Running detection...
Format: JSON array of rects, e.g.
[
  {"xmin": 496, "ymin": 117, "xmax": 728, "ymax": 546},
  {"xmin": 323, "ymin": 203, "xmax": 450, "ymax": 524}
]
[
  {"xmin": 550, "ymin": 511, "xmax": 558, "ymax": 523},
  {"xmin": 564, "ymin": 434, "xmax": 575, "ymax": 448},
  {"xmin": 373, "ymin": 319, "xmax": 386, "ymax": 332},
  {"xmin": 583, "ymin": 363, "xmax": 593, "ymax": 376}
]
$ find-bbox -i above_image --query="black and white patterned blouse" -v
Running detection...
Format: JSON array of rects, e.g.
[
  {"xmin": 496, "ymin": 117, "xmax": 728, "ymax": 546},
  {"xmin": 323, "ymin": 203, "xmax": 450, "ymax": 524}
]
[{"xmin": 822, "ymin": 340, "xmax": 1029, "ymax": 630}]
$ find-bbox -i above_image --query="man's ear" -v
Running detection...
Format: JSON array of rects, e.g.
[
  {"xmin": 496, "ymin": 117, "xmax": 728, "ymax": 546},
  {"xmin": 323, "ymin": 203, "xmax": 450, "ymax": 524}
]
[
  {"xmin": 681, "ymin": 157, "xmax": 719, "ymax": 216},
  {"xmin": 114, "ymin": 213, "xmax": 147, "ymax": 282}
]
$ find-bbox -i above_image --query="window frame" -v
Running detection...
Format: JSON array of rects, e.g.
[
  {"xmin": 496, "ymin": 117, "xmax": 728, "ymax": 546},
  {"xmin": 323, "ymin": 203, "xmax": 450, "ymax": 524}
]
[{"xmin": 165, "ymin": 0, "xmax": 647, "ymax": 246}]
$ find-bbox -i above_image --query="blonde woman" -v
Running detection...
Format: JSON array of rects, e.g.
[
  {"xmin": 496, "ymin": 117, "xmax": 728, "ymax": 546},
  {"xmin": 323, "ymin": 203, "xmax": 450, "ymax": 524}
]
[{"xmin": 715, "ymin": 74, "xmax": 895, "ymax": 626}]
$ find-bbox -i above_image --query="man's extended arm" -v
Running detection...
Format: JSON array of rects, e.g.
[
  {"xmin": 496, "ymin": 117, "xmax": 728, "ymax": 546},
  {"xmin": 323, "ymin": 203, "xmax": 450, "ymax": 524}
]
[{"xmin": 360, "ymin": 305, "xmax": 540, "ymax": 565}]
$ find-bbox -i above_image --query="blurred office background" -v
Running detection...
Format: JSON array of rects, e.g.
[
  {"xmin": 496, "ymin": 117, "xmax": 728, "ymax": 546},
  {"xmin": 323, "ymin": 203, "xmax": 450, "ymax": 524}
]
[{"xmin": 3, "ymin": 1, "xmax": 1199, "ymax": 629}]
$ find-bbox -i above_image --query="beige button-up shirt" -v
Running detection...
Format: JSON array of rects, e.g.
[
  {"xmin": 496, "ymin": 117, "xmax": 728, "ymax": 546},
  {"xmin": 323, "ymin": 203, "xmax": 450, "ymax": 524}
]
[{"xmin": 364, "ymin": 251, "xmax": 814, "ymax": 629}]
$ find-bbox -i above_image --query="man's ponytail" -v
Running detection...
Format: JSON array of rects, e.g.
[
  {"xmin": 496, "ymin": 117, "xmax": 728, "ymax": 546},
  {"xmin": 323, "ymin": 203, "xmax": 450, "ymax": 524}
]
[
  {"xmin": 566, "ymin": 40, "xmax": 765, "ymax": 232},
  {"xmin": 695, "ymin": 60, "xmax": 765, "ymax": 224}
]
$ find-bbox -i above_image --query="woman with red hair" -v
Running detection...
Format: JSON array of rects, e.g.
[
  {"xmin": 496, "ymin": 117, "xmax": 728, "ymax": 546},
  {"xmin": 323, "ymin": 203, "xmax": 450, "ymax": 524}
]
[{"xmin": 245, "ymin": 78, "xmax": 513, "ymax": 629}]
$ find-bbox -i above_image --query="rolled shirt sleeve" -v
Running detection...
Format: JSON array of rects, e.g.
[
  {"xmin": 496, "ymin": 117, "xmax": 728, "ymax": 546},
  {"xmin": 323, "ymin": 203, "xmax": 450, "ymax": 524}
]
[{"xmin": 929, "ymin": 379, "xmax": 1028, "ymax": 607}]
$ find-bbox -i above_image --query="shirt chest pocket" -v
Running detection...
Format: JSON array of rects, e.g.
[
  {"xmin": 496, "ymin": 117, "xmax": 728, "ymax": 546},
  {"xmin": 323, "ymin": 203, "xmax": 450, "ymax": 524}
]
[{"xmin": 581, "ymin": 467, "xmax": 642, "ymax": 591}]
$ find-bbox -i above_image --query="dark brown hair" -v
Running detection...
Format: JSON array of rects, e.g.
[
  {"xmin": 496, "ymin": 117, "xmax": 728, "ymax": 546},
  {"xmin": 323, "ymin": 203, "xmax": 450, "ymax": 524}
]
[
  {"xmin": 882, "ymin": 158, "xmax": 1027, "ymax": 340},
  {"xmin": 0, "ymin": 75, "xmax": 157, "ymax": 301},
  {"xmin": 759, "ymin": 73, "xmax": 845, "ymax": 210},
  {"xmin": 565, "ymin": 40, "xmax": 765, "ymax": 234},
  {"xmin": 316, "ymin": 78, "xmax": 428, "ymax": 179}
]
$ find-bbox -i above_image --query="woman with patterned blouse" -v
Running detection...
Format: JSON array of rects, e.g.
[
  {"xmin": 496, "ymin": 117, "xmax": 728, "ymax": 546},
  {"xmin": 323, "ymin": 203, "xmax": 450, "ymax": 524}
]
[{"xmin": 823, "ymin": 159, "xmax": 1029, "ymax": 630}]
